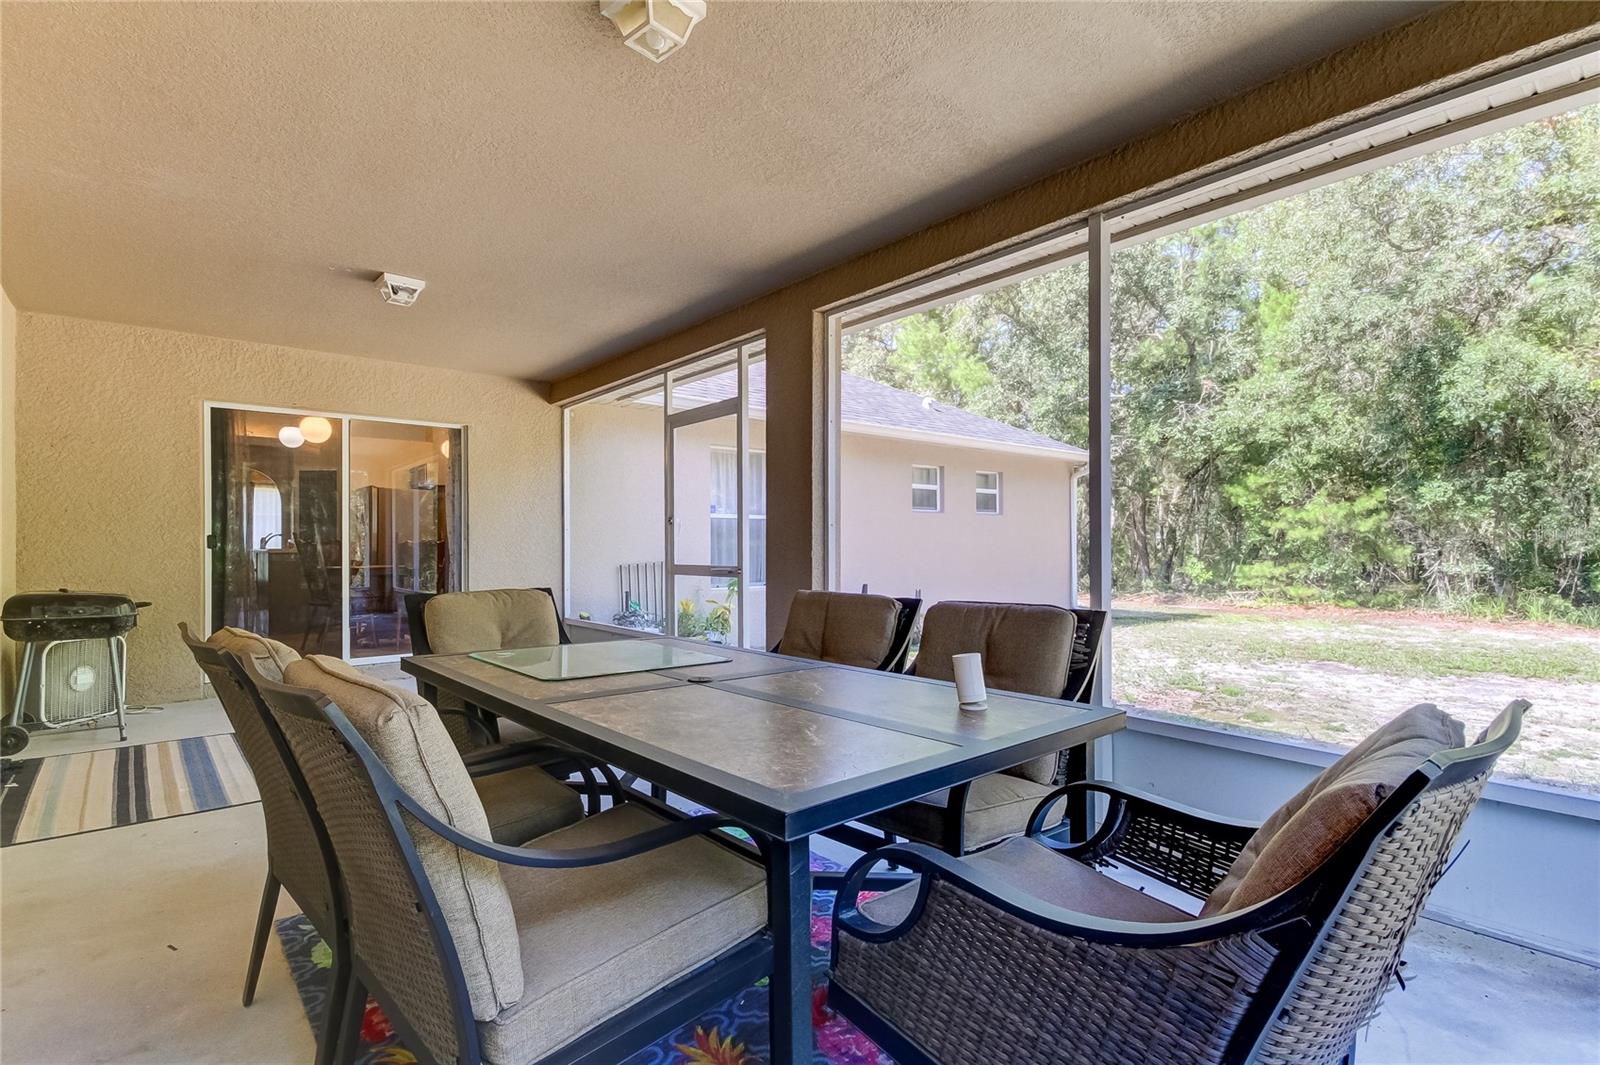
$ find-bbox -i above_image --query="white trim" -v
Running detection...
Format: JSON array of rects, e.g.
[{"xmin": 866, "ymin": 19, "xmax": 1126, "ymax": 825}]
[
  {"xmin": 843, "ymin": 420, "xmax": 1087, "ymax": 461},
  {"xmin": 1123, "ymin": 712, "xmax": 1600, "ymax": 822},
  {"xmin": 910, "ymin": 464, "xmax": 943, "ymax": 512},
  {"xmin": 975, "ymin": 470, "xmax": 1001, "ymax": 515}
]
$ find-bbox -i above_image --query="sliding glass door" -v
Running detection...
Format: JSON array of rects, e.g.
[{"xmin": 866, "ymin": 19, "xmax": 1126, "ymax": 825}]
[{"xmin": 207, "ymin": 405, "xmax": 463, "ymax": 660}]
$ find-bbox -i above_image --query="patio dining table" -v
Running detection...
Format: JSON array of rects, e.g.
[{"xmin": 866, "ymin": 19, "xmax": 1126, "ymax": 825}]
[{"xmin": 402, "ymin": 636, "xmax": 1124, "ymax": 1062}]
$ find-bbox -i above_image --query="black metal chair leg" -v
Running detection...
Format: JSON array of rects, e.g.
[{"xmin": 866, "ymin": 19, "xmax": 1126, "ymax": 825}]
[
  {"xmin": 334, "ymin": 972, "xmax": 367, "ymax": 1065},
  {"xmin": 316, "ymin": 928, "xmax": 352, "ymax": 1065},
  {"xmin": 242, "ymin": 870, "xmax": 280, "ymax": 1007}
]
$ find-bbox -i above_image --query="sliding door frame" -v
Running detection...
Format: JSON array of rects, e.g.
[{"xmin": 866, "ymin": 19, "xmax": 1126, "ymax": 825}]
[{"xmin": 199, "ymin": 401, "xmax": 468, "ymax": 665}]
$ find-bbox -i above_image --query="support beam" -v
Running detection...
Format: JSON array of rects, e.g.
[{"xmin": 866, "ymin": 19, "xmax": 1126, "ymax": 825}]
[{"xmin": 1086, "ymin": 212, "xmax": 1113, "ymax": 707}]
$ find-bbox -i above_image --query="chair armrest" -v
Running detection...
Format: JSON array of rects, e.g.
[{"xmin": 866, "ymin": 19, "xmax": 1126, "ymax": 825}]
[
  {"xmin": 461, "ymin": 739, "xmax": 589, "ymax": 777},
  {"xmin": 1027, "ymin": 780, "xmax": 1259, "ymax": 900},
  {"xmin": 830, "ymin": 843, "xmax": 1304, "ymax": 1063},
  {"xmin": 395, "ymin": 791, "xmax": 747, "ymax": 870}
]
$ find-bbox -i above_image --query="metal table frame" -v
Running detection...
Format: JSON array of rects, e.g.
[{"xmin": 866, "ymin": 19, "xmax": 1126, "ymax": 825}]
[{"xmin": 404, "ymin": 639, "xmax": 1124, "ymax": 1062}]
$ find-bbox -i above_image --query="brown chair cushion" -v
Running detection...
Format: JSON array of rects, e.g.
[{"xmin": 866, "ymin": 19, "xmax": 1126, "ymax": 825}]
[
  {"xmin": 1202, "ymin": 703, "xmax": 1466, "ymax": 916},
  {"xmin": 861, "ymin": 772, "xmax": 1063, "ymax": 851},
  {"xmin": 914, "ymin": 601, "xmax": 1077, "ymax": 783},
  {"xmin": 283, "ymin": 655, "xmax": 525, "ymax": 1020},
  {"xmin": 425, "ymin": 589, "xmax": 562, "ymax": 655},
  {"xmin": 779, "ymin": 589, "xmax": 901, "ymax": 669},
  {"xmin": 472, "ymin": 764, "xmax": 584, "ymax": 846},
  {"xmin": 862, "ymin": 836, "xmax": 1190, "ymax": 927},
  {"xmin": 207, "ymin": 626, "xmax": 300, "ymax": 683}
]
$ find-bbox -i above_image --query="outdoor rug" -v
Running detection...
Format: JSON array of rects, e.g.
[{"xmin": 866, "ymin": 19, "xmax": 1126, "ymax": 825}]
[
  {"xmin": 277, "ymin": 858, "xmax": 895, "ymax": 1065},
  {"xmin": 0, "ymin": 734, "xmax": 257, "ymax": 846}
]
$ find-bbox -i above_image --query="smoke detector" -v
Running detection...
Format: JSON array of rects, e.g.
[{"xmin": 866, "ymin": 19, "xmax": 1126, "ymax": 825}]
[{"xmin": 376, "ymin": 272, "xmax": 426, "ymax": 307}]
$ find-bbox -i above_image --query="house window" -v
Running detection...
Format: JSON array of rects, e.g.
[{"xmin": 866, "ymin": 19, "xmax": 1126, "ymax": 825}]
[
  {"xmin": 249, "ymin": 470, "xmax": 283, "ymax": 549},
  {"xmin": 911, "ymin": 465, "xmax": 942, "ymax": 511},
  {"xmin": 710, "ymin": 447, "xmax": 766, "ymax": 585},
  {"xmin": 976, "ymin": 471, "xmax": 1001, "ymax": 514}
]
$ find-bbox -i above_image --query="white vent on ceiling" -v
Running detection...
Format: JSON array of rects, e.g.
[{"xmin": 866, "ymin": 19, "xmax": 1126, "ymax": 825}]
[{"xmin": 376, "ymin": 272, "xmax": 426, "ymax": 307}]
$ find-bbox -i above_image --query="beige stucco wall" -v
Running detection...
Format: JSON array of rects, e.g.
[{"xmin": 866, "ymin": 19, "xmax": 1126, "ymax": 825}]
[
  {"xmin": 1, "ymin": 287, "xmax": 16, "ymax": 708},
  {"xmin": 12, "ymin": 312, "xmax": 561, "ymax": 704},
  {"xmin": 549, "ymin": 6, "xmax": 1600, "ymax": 639}
]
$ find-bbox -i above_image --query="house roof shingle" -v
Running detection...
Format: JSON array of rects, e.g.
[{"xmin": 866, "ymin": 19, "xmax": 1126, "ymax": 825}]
[{"xmin": 665, "ymin": 363, "xmax": 1084, "ymax": 458}]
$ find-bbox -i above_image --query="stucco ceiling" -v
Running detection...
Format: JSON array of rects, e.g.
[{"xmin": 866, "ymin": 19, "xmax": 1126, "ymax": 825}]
[{"xmin": 0, "ymin": 1, "xmax": 1432, "ymax": 382}]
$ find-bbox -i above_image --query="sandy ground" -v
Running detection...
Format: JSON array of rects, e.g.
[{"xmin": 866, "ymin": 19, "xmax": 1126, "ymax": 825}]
[{"xmin": 1112, "ymin": 598, "xmax": 1600, "ymax": 792}]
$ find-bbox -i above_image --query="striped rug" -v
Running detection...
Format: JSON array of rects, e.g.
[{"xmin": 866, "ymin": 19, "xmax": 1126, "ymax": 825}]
[{"xmin": 0, "ymin": 734, "xmax": 258, "ymax": 846}]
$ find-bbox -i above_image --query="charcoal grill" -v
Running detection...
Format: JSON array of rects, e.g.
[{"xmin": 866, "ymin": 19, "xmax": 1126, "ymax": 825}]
[{"xmin": 2, "ymin": 590, "xmax": 149, "ymax": 755}]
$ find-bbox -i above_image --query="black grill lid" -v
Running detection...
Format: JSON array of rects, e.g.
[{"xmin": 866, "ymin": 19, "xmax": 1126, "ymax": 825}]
[{"xmin": 1, "ymin": 590, "xmax": 147, "ymax": 620}]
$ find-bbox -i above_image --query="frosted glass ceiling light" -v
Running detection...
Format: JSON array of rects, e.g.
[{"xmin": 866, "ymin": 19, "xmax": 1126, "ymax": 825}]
[
  {"xmin": 299, "ymin": 416, "xmax": 333, "ymax": 444},
  {"xmin": 278, "ymin": 425, "xmax": 305, "ymax": 448},
  {"xmin": 599, "ymin": 1, "xmax": 706, "ymax": 63}
]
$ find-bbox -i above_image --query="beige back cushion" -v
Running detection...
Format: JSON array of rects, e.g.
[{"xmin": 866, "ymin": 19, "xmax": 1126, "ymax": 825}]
[
  {"xmin": 914, "ymin": 602, "xmax": 1076, "ymax": 784},
  {"xmin": 207, "ymin": 626, "xmax": 300, "ymax": 683},
  {"xmin": 425, "ymin": 589, "xmax": 562, "ymax": 654},
  {"xmin": 1202, "ymin": 703, "xmax": 1466, "ymax": 916},
  {"xmin": 283, "ymin": 655, "xmax": 524, "ymax": 1019},
  {"xmin": 780, "ymin": 590, "xmax": 901, "ymax": 668}
]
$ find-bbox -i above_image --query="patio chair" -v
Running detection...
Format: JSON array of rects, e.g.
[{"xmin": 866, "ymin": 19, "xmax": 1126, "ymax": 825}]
[
  {"xmin": 405, "ymin": 587, "xmax": 569, "ymax": 750},
  {"xmin": 177, "ymin": 623, "xmax": 345, "ymax": 1065},
  {"xmin": 245, "ymin": 653, "xmax": 773, "ymax": 1065},
  {"xmin": 829, "ymin": 699, "xmax": 1528, "ymax": 1065},
  {"xmin": 852, "ymin": 601, "xmax": 1107, "ymax": 855},
  {"xmin": 771, "ymin": 589, "xmax": 920, "ymax": 672}
]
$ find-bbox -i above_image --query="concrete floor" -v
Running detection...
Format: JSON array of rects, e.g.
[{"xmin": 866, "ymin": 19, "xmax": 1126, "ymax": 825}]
[{"xmin": 2, "ymin": 693, "xmax": 1596, "ymax": 1064}]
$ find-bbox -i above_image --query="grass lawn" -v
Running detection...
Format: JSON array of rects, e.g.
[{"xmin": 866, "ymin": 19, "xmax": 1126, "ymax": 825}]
[{"xmin": 1112, "ymin": 598, "xmax": 1600, "ymax": 793}]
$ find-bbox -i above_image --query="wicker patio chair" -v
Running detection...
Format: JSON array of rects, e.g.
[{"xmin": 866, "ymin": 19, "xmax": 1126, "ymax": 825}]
[
  {"xmin": 244, "ymin": 653, "xmax": 773, "ymax": 1065},
  {"xmin": 772, "ymin": 590, "xmax": 921, "ymax": 672},
  {"xmin": 829, "ymin": 699, "xmax": 1528, "ymax": 1065},
  {"xmin": 177, "ymin": 623, "xmax": 346, "ymax": 1065},
  {"xmin": 406, "ymin": 588, "xmax": 618, "ymax": 810},
  {"xmin": 850, "ymin": 601, "xmax": 1107, "ymax": 856}
]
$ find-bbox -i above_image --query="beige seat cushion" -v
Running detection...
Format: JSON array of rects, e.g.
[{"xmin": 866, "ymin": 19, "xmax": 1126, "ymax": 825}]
[
  {"xmin": 425, "ymin": 589, "xmax": 562, "ymax": 655},
  {"xmin": 481, "ymin": 804, "xmax": 766, "ymax": 1064},
  {"xmin": 283, "ymin": 655, "xmax": 525, "ymax": 1020},
  {"xmin": 863, "ymin": 836, "xmax": 1190, "ymax": 926},
  {"xmin": 914, "ymin": 602, "xmax": 1077, "ymax": 784},
  {"xmin": 207, "ymin": 626, "xmax": 300, "ymax": 682},
  {"xmin": 861, "ymin": 771, "xmax": 1061, "ymax": 851},
  {"xmin": 1202, "ymin": 703, "xmax": 1466, "ymax": 916},
  {"xmin": 779, "ymin": 590, "xmax": 901, "ymax": 668},
  {"xmin": 473, "ymin": 764, "xmax": 584, "ymax": 846}
]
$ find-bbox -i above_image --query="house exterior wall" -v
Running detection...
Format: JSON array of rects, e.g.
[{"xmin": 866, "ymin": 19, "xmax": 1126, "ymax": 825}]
[
  {"xmin": 840, "ymin": 432, "xmax": 1078, "ymax": 609},
  {"xmin": 11, "ymin": 312, "xmax": 561, "ymax": 704},
  {"xmin": 566, "ymin": 402, "xmax": 1078, "ymax": 646}
]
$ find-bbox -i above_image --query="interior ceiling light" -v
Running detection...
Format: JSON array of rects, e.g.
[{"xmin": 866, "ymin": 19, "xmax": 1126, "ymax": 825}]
[
  {"xmin": 599, "ymin": 0, "xmax": 706, "ymax": 62},
  {"xmin": 376, "ymin": 272, "xmax": 426, "ymax": 307},
  {"xmin": 299, "ymin": 416, "xmax": 333, "ymax": 444},
  {"xmin": 278, "ymin": 425, "xmax": 305, "ymax": 449}
]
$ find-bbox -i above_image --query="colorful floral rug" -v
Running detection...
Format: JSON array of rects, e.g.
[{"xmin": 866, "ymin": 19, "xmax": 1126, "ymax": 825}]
[{"xmin": 275, "ymin": 859, "xmax": 893, "ymax": 1064}]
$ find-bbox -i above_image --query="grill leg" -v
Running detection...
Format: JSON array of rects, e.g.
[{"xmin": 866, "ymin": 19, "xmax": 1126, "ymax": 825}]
[{"xmin": 243, "ymin": 870, "xmax": 280, "ymax": 1007}]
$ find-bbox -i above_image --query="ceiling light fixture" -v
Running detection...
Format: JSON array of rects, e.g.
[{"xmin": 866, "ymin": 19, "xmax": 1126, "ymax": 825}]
[
  {"xmin": 278, "ymin": 425, "xmax": 305, "ymax": 449},
  {"xmin": 299, "ymin": 416, "xmax": 334, "ymax": 444},
  {"xmin": 599, "ymin": 0, "xmax": 706, "ymax": 63},
  {"xmin": 376, "ymin": 272, "xmax": 426, "ymax": 307}
]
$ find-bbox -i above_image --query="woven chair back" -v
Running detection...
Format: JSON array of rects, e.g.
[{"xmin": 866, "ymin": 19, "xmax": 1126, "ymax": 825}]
[{"xmin": 178, "ymin": 624, "xmax": 336, "ymax": 934}]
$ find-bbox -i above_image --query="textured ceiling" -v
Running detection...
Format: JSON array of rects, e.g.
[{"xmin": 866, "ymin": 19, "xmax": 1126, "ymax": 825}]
[{"xmin": 0, "ymin": 1, "xmax": 1431, "ymax": 381}]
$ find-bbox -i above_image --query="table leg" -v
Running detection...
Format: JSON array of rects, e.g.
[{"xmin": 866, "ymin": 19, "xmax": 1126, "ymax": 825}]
[
  {"xmin": 1065, "ymin": 743, "xmax": 1092, "ymax": 843},
  {"xmin": 766, "ymin": 835, "xmax": 814, "ymax": 1063}
]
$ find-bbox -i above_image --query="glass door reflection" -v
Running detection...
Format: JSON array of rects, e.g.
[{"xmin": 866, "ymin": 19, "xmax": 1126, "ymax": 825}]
[{"xmin": 348, "ymin": 420, "xmax": 463, "ymax": 657}]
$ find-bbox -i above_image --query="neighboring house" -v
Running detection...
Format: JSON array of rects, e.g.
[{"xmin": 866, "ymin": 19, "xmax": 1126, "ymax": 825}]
[{"xmin": 566, "ymin": 365, "xmax": 1087, "ymax": 648}]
